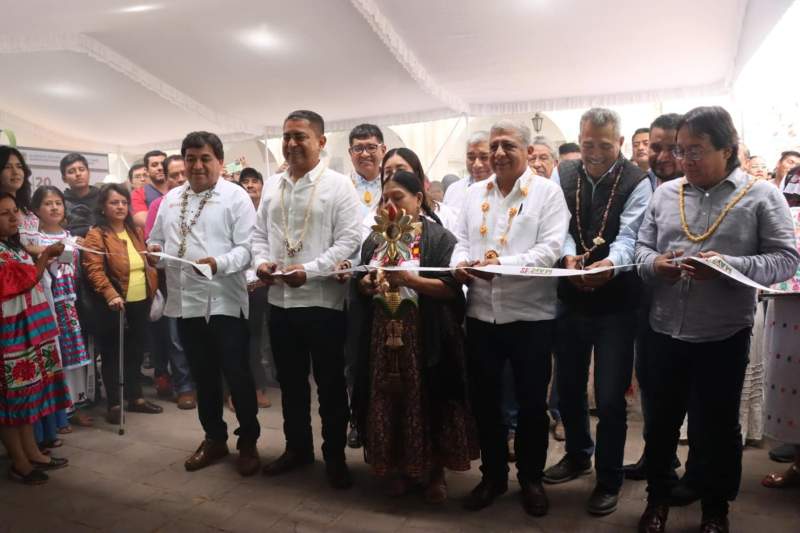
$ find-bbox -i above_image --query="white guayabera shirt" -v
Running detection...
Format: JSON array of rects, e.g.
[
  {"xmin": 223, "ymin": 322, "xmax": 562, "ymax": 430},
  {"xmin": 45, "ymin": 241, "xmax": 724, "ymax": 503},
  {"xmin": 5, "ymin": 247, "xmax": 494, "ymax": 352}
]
[
  {"xmin": 450, "ymin": 168, "xmax": 570, "ymax": 324},
  {"xmin": 149, "ymin": 178, "xmax": 256, "ymax": 320},
  {"xmin": 252, "ymin": 160, "xmax": 362, "ymax": 311}
]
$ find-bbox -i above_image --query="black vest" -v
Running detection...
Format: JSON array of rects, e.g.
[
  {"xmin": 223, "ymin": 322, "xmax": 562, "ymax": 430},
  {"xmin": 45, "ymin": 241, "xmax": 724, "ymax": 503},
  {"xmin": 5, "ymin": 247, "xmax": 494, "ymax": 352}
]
[{"xmin": 558, "ymin": 158, "xmax": 645, "ymax": 315}]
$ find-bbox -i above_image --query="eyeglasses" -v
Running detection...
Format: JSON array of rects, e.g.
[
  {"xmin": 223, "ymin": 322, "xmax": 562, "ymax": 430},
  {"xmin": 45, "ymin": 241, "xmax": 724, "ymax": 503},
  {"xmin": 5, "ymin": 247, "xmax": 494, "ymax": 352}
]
[
  {"xmin": 671, "ymin": 147, "xmax": 712, "ymax": 161},
  {"xmin": 350, "ymin": 143, "xmax": 381, "ymax": 155}
]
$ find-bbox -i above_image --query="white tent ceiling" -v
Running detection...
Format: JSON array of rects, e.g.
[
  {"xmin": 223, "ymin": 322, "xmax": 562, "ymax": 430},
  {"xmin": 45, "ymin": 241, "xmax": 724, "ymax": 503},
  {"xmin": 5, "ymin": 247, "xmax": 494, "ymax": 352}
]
[{"xmin": 0, "ymin": 0, "xmax": 793, "ymax": 152}]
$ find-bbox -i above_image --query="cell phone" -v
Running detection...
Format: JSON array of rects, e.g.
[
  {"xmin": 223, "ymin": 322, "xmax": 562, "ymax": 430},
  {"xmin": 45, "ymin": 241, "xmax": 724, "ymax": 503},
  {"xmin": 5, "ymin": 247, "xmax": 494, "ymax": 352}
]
[{"xmin": 225, "ymin": 161, "xmax": 243, "ymax": 174}]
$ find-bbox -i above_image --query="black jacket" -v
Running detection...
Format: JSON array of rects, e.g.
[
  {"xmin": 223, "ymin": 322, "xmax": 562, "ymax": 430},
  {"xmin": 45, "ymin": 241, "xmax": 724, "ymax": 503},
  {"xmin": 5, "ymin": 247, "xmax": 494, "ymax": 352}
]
[{"xmin": 64, "ymin": 186, "xmax": 100, "ymax": 238}]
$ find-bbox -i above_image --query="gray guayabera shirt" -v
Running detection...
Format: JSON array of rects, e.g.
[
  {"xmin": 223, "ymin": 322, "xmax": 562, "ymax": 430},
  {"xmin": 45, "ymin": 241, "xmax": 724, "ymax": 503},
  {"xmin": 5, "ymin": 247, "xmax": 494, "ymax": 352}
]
[{"xmin": 636, "ymin": 167, "xmax": 800, "ymax": 343}]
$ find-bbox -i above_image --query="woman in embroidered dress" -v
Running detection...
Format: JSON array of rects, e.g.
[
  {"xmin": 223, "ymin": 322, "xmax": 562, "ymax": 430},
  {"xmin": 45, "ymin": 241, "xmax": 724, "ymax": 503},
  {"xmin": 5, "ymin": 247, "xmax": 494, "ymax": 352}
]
[
  {"xmin": 0, "ymin": 147, "xmax": 43, "ymax": 253},
  {"xmin": 83, "ymin": 184, "xmax": 161, "ymax": 424},
  {"xmin": 0, "ymin": 192, "xmax": 71, "ymax": 485},
  {"xmin": 762, "ymin": 165, "xmax": 800, "ymax": 488},
  {"xmin": 31, "ymin": 186, "xmax": 94, "ymax": 429},
  {"xmin": 351, "ymin": 170, "xmax": 477, "ymax": 503}
]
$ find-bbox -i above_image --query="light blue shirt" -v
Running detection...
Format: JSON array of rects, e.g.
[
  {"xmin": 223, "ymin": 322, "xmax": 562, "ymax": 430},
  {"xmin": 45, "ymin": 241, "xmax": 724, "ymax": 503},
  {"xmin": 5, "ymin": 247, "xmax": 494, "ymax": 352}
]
[
  {"xmin": 562, "ymin": 165, "xmax": 652, "ymax": 270},
  {"xmin": 351, "ymin": 172, "xmax": 383, "ymax": 221}
]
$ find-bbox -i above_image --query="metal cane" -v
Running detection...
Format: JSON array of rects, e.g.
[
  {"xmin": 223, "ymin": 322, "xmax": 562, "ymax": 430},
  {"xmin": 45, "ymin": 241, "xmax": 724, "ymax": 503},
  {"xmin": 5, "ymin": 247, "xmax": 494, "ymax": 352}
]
[{"xmin": 118, "ymin": 308, "xmax": 125, "ymax": 436}]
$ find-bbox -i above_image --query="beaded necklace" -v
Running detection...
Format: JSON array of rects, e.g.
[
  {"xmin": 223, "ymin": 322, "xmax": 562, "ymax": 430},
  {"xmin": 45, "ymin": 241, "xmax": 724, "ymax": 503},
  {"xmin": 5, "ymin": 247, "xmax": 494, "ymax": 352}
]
[
  {"xmin": 479, "ymin": 176, "xmax": 530, "ymax": 256},
  {"xmin": 280, "ymin": 165, "xmax": 326, "ymax": 257},
  {"xmin": 574, "ymin": 160, "xmax": 624, "ymax": 255},
  {"xmin": 679, "ymin": 177, "xmax": 756, "ymax": 243},
  {"xmin": 177, "ymin": 186, "xmax": 214, "ymax": 258}
]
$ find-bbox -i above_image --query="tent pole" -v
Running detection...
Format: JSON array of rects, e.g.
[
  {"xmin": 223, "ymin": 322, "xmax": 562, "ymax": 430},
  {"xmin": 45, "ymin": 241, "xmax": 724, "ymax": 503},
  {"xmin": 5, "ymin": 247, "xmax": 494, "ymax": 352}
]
[
  {"xmin": 264, "ymin": 128, "xmax": 271, "ymax": 177},
  {"xmin": 426, "ymin": 114, "xmax": 465, "ymax": 178}
]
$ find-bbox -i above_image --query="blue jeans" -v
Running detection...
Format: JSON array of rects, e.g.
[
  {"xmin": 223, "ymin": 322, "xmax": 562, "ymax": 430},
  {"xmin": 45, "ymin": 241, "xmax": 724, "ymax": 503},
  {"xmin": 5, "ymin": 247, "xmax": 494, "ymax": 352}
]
[
  {"xmin": 34, "ymin": 409, "xmax": 69, "ymax": 444},
  {"xmin": 555, "ymin": 309, "xmax": 636, "ymax": 492},
  {"xmin": 167, "ymin": 317, "xmax": 193, "ymax": 394}
]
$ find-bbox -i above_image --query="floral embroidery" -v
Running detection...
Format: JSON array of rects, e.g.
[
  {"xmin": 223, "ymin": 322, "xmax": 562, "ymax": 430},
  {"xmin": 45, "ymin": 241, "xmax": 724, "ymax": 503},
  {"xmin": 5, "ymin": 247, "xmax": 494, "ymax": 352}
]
[{"xmin": 11, "ymin": 360, "xmax": 36, "ymax": 382}]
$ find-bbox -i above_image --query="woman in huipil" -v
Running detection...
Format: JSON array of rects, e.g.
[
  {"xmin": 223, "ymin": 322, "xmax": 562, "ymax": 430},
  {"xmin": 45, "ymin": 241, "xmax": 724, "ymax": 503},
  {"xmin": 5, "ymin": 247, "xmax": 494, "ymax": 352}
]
[
  {"xmin": 351, "ymin": 170, "xmax": 477, "ymax": 503},
  {"xmin": 0, "ymin": 192, "xmax": 71, "ymax": 484}
]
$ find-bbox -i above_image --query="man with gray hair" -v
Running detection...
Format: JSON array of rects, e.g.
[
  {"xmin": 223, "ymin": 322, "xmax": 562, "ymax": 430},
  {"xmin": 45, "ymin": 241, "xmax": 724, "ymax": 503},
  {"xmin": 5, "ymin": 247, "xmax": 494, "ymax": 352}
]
[
  {"xmin": 543, "ymin": 107, "xmax": 652, "ymax": 517},
  {"xmin": 453, "ymin": 119, "xmax": 570, "ymax": 517},
  {"xmin": 443, "ymin": 131, "xmax": 492, "ymax": 214},
  {"xmin": 529, "ymin": 136, "xmax": 558, "ymax": 178}
]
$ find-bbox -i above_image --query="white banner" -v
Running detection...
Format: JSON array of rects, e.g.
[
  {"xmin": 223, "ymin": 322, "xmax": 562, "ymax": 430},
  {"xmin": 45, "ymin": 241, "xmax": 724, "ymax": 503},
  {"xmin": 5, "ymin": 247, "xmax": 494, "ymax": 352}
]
[{"xmin": 17, "ymin": 146, "xmax": 109, "ymax": 192}]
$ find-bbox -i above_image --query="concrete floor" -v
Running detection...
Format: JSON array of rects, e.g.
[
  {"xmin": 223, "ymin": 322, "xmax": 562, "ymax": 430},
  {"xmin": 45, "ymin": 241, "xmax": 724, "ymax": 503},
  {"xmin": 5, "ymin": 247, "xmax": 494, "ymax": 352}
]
[{"xmin": 0, "ymin": 386, "xmax": 798, "ymax": 533}]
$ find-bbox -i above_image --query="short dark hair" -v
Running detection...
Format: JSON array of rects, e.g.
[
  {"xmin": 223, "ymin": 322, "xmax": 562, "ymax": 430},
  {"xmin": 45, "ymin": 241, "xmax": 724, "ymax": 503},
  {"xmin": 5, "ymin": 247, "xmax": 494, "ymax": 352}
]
[
  {"xmin": 632, "ymin": 127, "xmax": 650, "ymax": 139},
  {"xmin": 181, "ymin": 131, "xmax": 224, "ymax": 160},
  {"xmin": 284, "ymin": 110, "xmax": 324, "ymax": 136},
  {"xmin": 31, "ymin": 185, "xmax": 65, "ymax": 213},
  {"xmin": 780, "ymin": 150, "xmax": 800, "ymax": 164},
  {"xmin": 127, "ymin": 163, "xmax": 145, "ymax": 182},
  {"xmin": 95, "ymin": 183, "xmax": 136, "ymax": 232},
  {"xmin": 348, "ymin": 123, "xmax": 384, "ymax": 146},
  {"xmin": 677, "ymin": 106, "xmax": 740, "ymax": 173},
  {"xmin": 59, "ymin": 152, "xmax": 89, "ymax": 178},
  {"xmin": 0, "ymin": 146, "xmax": 32, "ymax": 211},
  {"xmin": 162, "ymin": 154, "xmax": 183, "ymax": 176},
  {"xmin": 558, "ymin": 142, "xmax": 580, "ymax": 156},
  {"xmin": 239, "ymin": 167, "xmax": 263, "ymax": 183},
  {"xmin": 143, "ymin": 150, "xmax": 167, "ymax": 169},
  {"xmin": 650, "ymin": 113, "xmax": 683, "ymax": 132}
]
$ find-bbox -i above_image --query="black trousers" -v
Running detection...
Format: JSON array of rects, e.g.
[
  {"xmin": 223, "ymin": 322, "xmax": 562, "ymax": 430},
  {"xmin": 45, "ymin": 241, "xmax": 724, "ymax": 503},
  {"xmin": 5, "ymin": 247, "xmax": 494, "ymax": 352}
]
[
  {"xmin": 97, "ymin": 300, "xmax": 148, "ymax": 407},
  {"xmin": 177, "ymin": 315, "xmax": 260, "ymax": 445},
  {"xmin": 645, "ymin": 327, "xmax": 750, "ymax": 515},
  {"xmin": 268, "ymin": 305, "xmax": 349, "ymax": 463},
  {"xmin": 466, "ymin": 318, "xmax": 555, "ymax": 484}
]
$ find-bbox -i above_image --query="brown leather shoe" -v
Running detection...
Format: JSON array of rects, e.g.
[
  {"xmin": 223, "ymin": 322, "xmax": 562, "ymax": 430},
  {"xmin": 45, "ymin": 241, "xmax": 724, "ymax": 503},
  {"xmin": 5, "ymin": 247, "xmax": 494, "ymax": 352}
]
[
  {"xmin": 185, "ymin": 439, "xmax": 229, "ymax": 471},
  {"xmin": 262, "ymin": 449, "xmax": 315, "ymax": 476},
  {"xmin": 177, "ymin": 392, "xmax": 197, "ymax": 410},
  {"xmin": 552, "ymin": 420, "xmax": 565, "ymax": 441},
  {"xmin": 638, "ymin": 503, "xmax": 669, "ymax": 533},
  {"xmin": 424, "ymin": 468, "xmax": 447, "ymax": 504},
  {"xmin": 256, "ymin": 389, "xmax": 271, "ymax": 409},
  {"xmin": 236, "ymin": 442, "xmax": 261, "ymax": 477},
  {"xmin": 700, "ymin": 515, "xmax": 729, "ymax": 533},
  {"xmin": 520, "ymin": 480, "xmax": 549, "ymax": 517},
  {"xmin": 462, "ymin": 478, "xmax": 508, "ymax": 511}
]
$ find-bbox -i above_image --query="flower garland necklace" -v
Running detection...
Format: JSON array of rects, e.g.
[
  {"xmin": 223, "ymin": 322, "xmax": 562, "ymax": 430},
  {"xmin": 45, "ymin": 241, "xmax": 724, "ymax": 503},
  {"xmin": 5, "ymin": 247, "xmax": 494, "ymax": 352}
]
[
  {"xmin": 574, "ymin": 160, "xmax": 624, "ymax": 255},
  {"xmin": 280, "ymin": 165, "xmax": 326, "ymax": 257},
  {"xmin": 177, "ymin": 187, "xmax": 214, "ymax": 258},
  {"xmin": 679, "ymin": 177, "xmax": 756, "ymax": 243},
  {"xmin": 479, "ymin": 176, "xmax": 530, "ymax": 259}
]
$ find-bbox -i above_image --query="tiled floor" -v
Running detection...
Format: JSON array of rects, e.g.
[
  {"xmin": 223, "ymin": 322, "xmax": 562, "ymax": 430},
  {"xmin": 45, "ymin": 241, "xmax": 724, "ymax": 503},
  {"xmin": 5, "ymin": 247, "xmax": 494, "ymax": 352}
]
[{"xmin": 1, "ymin": 387, "xmax": 797, "ymax": 532}]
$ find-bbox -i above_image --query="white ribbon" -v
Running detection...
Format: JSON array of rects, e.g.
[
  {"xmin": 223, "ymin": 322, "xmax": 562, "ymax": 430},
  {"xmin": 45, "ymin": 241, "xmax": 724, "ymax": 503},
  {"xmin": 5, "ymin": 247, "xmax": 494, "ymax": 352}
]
[
  {"xmin": 271, "ymin": 257, "xmax": 795, "ymax": 294},
  {"xmin": 67, "ymin": 238, "xmax": 214, "ymax": 281}
]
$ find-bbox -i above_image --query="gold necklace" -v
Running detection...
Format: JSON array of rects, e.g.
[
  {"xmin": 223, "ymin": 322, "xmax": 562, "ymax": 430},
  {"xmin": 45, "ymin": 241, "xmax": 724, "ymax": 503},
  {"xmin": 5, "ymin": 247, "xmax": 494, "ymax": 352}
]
[
  {"xmin": 679, "ymin": 177, "xmax": 756, "ymax": 243},
  {"xmin": 351, "ymin": 173, "xmax": 377, "ymax": 206},
  {"xmin": 280, "ymin": 165, "xmax": 326, "ymax": 257},
  {"xmin": 479, "ymin": 176, "xmax": 530, "ymax": 255}
]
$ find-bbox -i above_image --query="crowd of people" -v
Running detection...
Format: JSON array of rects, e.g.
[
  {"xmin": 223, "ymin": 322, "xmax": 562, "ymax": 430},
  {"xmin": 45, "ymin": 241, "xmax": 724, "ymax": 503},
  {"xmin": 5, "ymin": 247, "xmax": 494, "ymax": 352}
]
[{"xmin": 1, "ymin": 104, "xmax": 800, "ymax": 533}]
